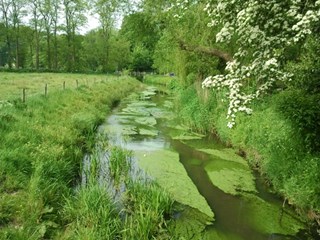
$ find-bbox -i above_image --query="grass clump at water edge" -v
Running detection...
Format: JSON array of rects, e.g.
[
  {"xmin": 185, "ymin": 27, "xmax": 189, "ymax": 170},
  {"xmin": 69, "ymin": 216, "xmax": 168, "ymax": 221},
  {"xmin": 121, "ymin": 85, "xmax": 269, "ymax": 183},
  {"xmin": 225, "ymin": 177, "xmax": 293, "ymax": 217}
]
[{"xmin": 64, "ymin": 144, "xmax": 174, "ymax": 240}]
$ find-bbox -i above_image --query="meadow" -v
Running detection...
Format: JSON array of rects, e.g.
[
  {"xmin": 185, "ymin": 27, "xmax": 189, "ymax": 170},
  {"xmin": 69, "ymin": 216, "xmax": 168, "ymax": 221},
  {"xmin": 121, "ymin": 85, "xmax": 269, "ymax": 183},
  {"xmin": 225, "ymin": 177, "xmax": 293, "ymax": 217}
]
[{"xmin": 0, "ymin": 72, "xmax": 115, "ymax": 101}]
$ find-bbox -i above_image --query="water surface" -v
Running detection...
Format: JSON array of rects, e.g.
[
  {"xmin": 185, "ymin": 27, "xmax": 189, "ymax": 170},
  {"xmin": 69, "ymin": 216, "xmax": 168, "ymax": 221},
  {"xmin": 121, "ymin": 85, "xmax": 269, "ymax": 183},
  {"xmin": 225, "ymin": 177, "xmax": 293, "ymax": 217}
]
[{"xmin": 97, "ymin": 87, "xmax": 309, "ymax": 240}]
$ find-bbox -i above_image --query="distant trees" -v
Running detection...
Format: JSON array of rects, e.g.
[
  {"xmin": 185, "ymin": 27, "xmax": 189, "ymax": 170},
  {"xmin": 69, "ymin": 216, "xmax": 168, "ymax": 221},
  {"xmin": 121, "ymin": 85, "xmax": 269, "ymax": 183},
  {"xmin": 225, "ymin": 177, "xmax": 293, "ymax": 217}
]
[{"xmin": 0, "ymin": 0, "xmax": 134, "ymax": 72}]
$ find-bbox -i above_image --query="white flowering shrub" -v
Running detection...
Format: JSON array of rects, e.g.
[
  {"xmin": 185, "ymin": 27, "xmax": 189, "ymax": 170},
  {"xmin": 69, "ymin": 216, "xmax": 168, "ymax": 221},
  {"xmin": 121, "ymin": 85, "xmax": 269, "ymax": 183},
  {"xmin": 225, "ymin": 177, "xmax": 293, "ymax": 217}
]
[{"xmin": 169, "ymin": 0, "xmax": 320, "ymax": 127}]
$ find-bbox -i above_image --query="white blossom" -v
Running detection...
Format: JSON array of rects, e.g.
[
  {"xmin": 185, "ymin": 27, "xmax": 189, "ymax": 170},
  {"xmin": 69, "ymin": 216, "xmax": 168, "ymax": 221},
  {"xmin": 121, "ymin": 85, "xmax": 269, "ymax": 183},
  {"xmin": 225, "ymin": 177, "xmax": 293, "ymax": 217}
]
[{"xmin": 171, "ymin": 0, "xmax": 320, "ymax": 128}]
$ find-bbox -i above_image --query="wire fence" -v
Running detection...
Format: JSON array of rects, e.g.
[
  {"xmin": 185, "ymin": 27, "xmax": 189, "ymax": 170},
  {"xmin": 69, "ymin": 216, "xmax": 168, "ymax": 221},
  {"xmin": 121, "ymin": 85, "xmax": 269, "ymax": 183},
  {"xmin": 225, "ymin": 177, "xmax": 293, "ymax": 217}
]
[{"xmin": 0, "ymin": 74, "xmax": 123, "ymax": 103}]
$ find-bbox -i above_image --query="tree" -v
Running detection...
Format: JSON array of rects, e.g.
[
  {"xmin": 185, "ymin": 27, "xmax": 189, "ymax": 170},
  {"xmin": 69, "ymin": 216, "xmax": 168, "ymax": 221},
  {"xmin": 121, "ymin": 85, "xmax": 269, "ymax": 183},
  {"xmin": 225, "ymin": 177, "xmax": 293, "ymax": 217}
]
[
  {"xmin": 0, "ymin": 0, "xmax": 12, "ymax": 68},
  {"xmin": 63, "ymin": 0, "xmax": 87, "ymax": 71},
  {"xmin": 38, "ymin": 0, "xmax": 56, "ymax": 70},
  {"xmin": 29, "ymin": 0, "xmax": 41, "ymax": 69},
  {"xmin": 120, "ymin": 11, "xmax": 162, "ymax": 72},
  {"xmin": 11, "ymin": 0, "xmax": 26, "ymax": 68},
  {"xmin": 89, "ymin": 0, "xmax": 130, "ymax": 72},
  {"xmin": 168, "ymin": 0, "xmax": 320, "ymax": 127},
  {"xmin": 51, "ymin": 0, "xmax": 59, "ymax": 70}
]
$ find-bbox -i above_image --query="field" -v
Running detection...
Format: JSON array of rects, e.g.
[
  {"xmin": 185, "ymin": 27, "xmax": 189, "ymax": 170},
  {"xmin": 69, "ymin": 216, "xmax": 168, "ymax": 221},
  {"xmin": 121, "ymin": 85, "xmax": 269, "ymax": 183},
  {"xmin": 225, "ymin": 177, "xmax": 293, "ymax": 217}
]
[{"xmin": 0, "ymin": 72, "xmax": 118, "ymax": 101}]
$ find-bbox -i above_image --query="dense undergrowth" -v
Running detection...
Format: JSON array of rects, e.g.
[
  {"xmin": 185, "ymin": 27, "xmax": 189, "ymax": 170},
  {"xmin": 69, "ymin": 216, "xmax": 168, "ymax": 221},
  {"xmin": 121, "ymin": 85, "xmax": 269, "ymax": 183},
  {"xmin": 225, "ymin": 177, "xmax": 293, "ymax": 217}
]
[
  {"xmin": 145, "ymin": 75, "xmax": 320, "ymax": 231},
  {"xmin": 0, "ymin": 75, "xmax": 162, "ymax": 239}
]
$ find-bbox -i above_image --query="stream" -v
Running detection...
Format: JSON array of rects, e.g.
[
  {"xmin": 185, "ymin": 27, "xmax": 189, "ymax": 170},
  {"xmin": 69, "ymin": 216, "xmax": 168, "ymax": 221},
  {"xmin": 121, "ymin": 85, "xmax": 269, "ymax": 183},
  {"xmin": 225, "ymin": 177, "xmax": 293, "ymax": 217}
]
[{"xmin": 92, "ymin": 86, "xmax": 311, "ymax": 240}]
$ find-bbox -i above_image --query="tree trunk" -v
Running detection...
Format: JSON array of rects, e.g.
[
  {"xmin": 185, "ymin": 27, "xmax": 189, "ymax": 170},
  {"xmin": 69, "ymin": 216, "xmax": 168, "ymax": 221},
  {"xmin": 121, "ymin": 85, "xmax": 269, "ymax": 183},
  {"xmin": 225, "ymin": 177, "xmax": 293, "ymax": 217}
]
[{"xmin": 46, "ymin": 28, "xmax": 51, "ymax": 70}]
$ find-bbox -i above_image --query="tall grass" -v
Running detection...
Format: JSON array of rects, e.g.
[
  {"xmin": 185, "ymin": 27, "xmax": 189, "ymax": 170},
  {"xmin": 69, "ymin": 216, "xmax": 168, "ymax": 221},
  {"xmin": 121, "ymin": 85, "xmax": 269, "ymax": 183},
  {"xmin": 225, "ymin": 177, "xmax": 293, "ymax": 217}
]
[
  {"xmin": 122, "ymin": 179, "xmax": 173, "ymax": 240},
  {"xmin": 0, "ymin": 74, "xmax": 141, "ymax": 238},
  {"xmin": 62, "ymin": 183, "xmax": 121, "ymax": 240},
  {"xmin": 108, "ymin": 146, "xmax": 132, "ymax": 186},
  {"xmin": 63, "ymin": 144, "xmax": 173, "ymax": 240}
]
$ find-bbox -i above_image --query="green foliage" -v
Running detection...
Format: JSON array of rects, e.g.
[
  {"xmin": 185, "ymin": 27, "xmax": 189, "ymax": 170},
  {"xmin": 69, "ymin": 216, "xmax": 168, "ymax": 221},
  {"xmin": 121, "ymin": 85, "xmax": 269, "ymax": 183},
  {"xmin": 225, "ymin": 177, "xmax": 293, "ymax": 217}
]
[
  {"xmin": 286, "ymin": 36, "xmax": 320, "ymax": 94},
  {"xmin": 175, "ymin": 85, "xmax": 217, "ymax": 133},
  {"xmin": 275, "ymin": 90, "xmax": 320, "ymax": 153},
  {"xmin": 130, "ymin": 45, "xmax": 153, "ymax": 72},
  {"xmin": 81, "ymin": 30, "xmax": 132, "ymax": 73},
  {"xmin": 152, "ymin": 31, "xmax": 177, "ymax": 74}
]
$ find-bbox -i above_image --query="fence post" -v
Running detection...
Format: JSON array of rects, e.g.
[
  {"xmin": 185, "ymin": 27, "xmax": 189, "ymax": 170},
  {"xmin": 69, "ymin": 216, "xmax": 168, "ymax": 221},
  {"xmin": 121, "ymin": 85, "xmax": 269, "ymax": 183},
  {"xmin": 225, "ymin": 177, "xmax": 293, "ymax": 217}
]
[
  {"xmin": 76, "ymin": 79, "xmax": 79, "ymax": 88},
  {"xmin": 22, "ymin": 88, "xmax": 26, "ymax": 103},
  {"xmin": 45, "ymin": 83, "xmax": 48, "ymax": 97},
  {"xmin": 63, "ymin": 81, "xmax": 66, "ymax": 90}
]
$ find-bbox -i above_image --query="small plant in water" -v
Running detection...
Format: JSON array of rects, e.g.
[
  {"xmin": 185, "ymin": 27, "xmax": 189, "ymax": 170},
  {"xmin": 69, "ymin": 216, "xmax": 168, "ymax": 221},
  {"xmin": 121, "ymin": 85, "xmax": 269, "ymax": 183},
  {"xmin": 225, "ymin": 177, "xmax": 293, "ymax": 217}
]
[
  {"xmin": 122, "ymin": 179, "xmax": 173, "ymax": 239},
  {"xmin": 108, "ymin": 146, "xmax": 132, "ymax": 187}
]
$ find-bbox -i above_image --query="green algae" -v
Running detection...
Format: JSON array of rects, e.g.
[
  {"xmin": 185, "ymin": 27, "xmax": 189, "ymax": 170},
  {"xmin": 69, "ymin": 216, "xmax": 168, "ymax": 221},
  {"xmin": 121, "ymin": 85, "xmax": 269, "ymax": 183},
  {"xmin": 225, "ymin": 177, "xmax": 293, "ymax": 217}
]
[
  {"xmin": 205, "ymin": 157, "xmax": 248, "ymax": 172},
  {"xmin": 134, "ymin": 116, "xmax": 157, "ymax": 126},
  {"xmin": 205, "ymin": 167, "xmax": 257, "ymax": 195},
  {"xmin": 138, "ymin": 128, "xmax": 158, "ymax": 136},
  {"xmin": 198, "ymin": 147, "xmax": 257, "ymax": 196},
  {"xmin": 242, "ymin": 193, "xmax": 304, "ymax": 236},
  {"xmin": 103, "ymin": 124, "xmax": 137, "ymax": 136},
  {"xmin": 169, "ymin": 205, "xmax": 242, "ymax": 240},
  {"xmin": 140, "ymin": 87, "xmax": 157, "ymax": 99},
  {"xmin": 167, "ymin": 123, "xmax": 189, "ymax": 131},
  {"xmin": 199, "ymin": 148, "xmax": 247, "ymax": 165},
  {"xmin": 168, "ymin": 205, "xmax": 213, "ymax": 240},
  {"xmin": 203, "ymin": 228, "xmax": 243, "ymax": 240},
  {"xmin": 203, "ymin": 148, "xmax": 257, "ymax": 195},
  {"xmin": 134, "ymin": 149, "xmax": 214, "ymax": 219},
  {"xmin": 171, "ymin": 131, "xmax": 205, "ymax": 140},
  {"xmin": 163, "ymin": 100, "xmax": 174, "ymax": 109}
]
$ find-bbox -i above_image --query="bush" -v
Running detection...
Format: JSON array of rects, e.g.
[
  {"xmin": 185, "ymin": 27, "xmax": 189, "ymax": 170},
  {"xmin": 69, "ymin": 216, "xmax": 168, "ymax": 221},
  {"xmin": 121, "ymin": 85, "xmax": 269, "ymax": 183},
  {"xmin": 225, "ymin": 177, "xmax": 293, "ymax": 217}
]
[{"xmin": 275, "ymin": 90, "xmax": 320, "ymax": 153}]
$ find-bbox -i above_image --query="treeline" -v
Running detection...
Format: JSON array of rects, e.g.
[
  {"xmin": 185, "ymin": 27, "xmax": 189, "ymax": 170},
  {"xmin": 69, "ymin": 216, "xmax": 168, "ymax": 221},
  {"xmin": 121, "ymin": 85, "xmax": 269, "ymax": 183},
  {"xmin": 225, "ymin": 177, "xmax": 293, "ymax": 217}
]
[{"xmin": 0, "ymin": 0, "xmax": 150, "ymax": 73}]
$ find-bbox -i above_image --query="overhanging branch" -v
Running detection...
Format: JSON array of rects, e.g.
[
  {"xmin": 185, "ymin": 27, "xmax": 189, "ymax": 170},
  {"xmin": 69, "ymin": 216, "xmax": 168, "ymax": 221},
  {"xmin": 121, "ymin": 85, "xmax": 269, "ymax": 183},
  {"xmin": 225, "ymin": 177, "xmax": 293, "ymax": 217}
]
[{"xmin": 179, "ymin": 40, "xmax": 234, "ymax": 62}]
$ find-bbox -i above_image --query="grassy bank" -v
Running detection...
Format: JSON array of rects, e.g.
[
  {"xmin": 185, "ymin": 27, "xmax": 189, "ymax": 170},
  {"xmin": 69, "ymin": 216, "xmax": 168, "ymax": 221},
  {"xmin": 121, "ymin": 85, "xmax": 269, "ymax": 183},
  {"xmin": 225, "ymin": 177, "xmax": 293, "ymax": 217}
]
[
  {"xmin": 0, "ymin": 74, "xmax": 143, "ymax": 238},
  {"xmin": 145, "ymin": 75, "xmax": 320, "ymax": 230}
]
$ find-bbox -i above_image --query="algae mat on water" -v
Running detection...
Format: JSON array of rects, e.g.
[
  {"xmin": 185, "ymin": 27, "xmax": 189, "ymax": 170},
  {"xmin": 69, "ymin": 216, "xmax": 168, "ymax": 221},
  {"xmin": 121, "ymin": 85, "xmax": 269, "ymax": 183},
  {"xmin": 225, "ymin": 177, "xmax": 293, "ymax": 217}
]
[
  {"xmin": 169, "ymin": 207, "xmax": 243, "ymax": 240},
  {"xmin": 243, "ymin": 193, "xmax": 305, "ymax": 236},
  {"xmin": 202, "ymin": 148, "xmax": 257, "ymax": 196},
  {"xmin": 202, "ymin": 148, "xmax": 304, "ymax": 236},
  {"xmin": 134, "ymin": 149, "xmax": 214, "ymax": 220}
]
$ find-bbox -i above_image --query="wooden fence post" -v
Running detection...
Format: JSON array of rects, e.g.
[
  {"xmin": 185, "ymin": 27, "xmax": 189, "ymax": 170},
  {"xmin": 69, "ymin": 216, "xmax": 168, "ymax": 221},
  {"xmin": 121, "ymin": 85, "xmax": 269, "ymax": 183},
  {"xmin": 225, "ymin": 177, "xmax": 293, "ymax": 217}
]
[
  {"xmin": 22, "ymin": 88, "xmax": 26, "ymax": 103},
  {"xmin": 63, "ymin": 81, "xmax": 66, "ymax": 90},
  {"xmin": 45, "ymin": 83, "xmax": 48, "ymax": 97},
  {"xmin": 76, "ymin": 79, "xmax": 79, "ymax": 88}
]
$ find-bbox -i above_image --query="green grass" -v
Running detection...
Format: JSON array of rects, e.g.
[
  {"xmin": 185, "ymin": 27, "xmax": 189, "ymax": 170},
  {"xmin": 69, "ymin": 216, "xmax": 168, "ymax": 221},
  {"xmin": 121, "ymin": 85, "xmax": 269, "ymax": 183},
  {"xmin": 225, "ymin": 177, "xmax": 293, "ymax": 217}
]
[
  {"xmin": 108, "ymin": 146, "xmax": 132, "ymax": 187},
  {"xmin": 122, "ymin": 179, "xmax": 173, "ymax": 240},
  {"xmin": 61, "ymin": 183, "xmax": 121, "ymax": 240},
  {"xmin": 0, "ymin": 74, "xmax": 142, "ymax": 238},
  {"xmin": 0, "ymin": 72, "xmax": 118, "ymax": 101}
]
